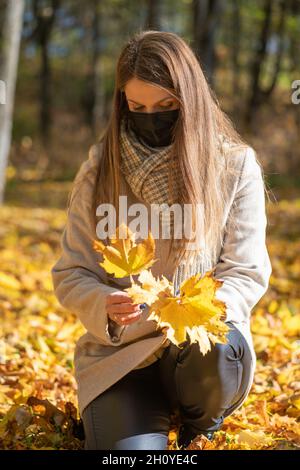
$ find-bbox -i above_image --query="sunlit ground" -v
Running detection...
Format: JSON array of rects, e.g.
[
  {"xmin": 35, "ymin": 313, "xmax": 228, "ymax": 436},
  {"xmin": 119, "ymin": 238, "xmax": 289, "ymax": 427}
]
[{"xmin": 0, "ymin": 183, "xmax": 299, "ymax": 449}]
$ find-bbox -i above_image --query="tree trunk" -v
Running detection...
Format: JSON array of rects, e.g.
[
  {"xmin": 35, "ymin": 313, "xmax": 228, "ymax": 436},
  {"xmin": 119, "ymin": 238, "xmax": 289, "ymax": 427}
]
[
  {"xmin": 289, "ymin": 0, "xmax": 300, "ymax": 174},
  {"xmin": 145, "ymin": 0, "xmax": 161, "ymax": 30},
  {"xmin": 192, "ymin": 0, "xmax": 224, "ymax": 87},
  {"xmin": 245, "ymin": 0, "xmax": 273, "ymax": 126},
  {"xmin": 0, "ymin": 0, "xmax": 25, "ymax": 205},
  {"xmin": 81, "ymin": 0, "xmax": 105, "ymax": 136},
  {"xmin": 40, "ymin": 34, "xmax": 51, "ymax": 142},
  {"xmin": 91, "ymin": 0, "xmax": 105, "ymax": 136},
  {"xmin": 32, "ymin": 0, "xmax": 60, "ymax": 145},
  {"xmin": 231, "ymin": 0, "xmax": 241, "ymax": 103},
  {"xmin": 260, "ymin": 0, "xmax": 289, "ymax": 100}
]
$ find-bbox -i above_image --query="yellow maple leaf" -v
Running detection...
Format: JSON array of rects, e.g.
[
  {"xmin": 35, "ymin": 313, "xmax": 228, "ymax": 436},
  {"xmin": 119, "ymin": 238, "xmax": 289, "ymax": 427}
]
[
  {"xmin": 93, "ymin": 222, "xmax": 157, "ymax": 278},
  {"xmin": 125, "ymin": 269, "xmax": 172, "ymax": 305},
  {"xmin": 127, "ymin": 268, "xmax": 229, "ymax": 355},
  {"xmin": 149, "ymin": 271, "xmax": 229, "ymax": 353},
  {"xmin": 236, "ymin": 429, "xmax": 273, "ymax": 447}
]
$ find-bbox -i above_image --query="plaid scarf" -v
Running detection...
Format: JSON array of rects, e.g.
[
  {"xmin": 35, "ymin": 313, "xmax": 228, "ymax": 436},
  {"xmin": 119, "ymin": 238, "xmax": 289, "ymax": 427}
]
[{"xmin": 119, "ymin": 115, "xmax": 184, "ymax": 241}]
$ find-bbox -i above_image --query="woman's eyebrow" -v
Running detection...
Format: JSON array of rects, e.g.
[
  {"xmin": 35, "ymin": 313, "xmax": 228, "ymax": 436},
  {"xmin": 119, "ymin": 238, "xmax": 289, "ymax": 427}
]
[{"xmin": 127, "ymin": 97, "xmax": 173, "ymax": 105}]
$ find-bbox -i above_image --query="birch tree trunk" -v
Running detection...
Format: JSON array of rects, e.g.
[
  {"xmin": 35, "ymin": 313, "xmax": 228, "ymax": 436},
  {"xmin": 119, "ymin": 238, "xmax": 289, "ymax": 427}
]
[{"xmin": 0, "ymin": 0, "xmax": 25, "ymax": 204}]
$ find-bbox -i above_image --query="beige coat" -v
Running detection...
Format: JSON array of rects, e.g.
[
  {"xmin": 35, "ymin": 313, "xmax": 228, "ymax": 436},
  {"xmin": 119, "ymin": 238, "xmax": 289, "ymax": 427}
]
[{"xmin": 51, "ymin": 143, "xmax": 272, "ymax": 417}]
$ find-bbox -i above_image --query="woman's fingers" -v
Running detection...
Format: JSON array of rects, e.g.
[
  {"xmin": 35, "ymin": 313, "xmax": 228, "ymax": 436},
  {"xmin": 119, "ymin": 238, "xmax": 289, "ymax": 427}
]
[
  {"xmin": 106, "ymin": 291, "xmax": 136, "ymax": 306},
  {"xmin": 106, "ymin": 302, "xmax": 141, "ymax": 314},
  {"xmin": 118, "ymin": 311, "xmax": 143, "ymax": 325},
  {"xmin": 106, "ymin": 291, "xmax": 145, "ymax": 325},
  {"xmin": 109, "ymin": 309, "xmax": 143, "ymax": 326}
]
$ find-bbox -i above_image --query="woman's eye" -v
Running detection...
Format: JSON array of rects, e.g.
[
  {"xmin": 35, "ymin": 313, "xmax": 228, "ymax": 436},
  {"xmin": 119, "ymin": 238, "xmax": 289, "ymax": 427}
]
[{"xmin": 132, "ymin": 103, "xmax": 174, "ymax": 112}]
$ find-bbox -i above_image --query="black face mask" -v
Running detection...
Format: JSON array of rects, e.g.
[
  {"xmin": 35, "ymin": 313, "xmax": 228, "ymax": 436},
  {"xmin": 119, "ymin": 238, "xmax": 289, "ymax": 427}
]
[{"xmin": 126, "ymin": 108, "xmax": 179, "ymax": 148}]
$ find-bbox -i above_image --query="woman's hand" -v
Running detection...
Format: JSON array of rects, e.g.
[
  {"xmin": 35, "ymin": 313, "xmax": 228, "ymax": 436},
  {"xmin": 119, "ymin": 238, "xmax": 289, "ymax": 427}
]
[{"xmin": 106, "ymin": 291, "xmax": 145, "ymax": 326}]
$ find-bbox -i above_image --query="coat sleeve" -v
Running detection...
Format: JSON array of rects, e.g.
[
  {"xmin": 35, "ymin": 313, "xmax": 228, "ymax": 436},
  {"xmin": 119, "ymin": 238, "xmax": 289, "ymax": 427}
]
[
  {"xmin": 51, "ymin": 145, "xmax": 127, "ymax": 346},
  {"xmin": 214, "ymin": 147, "xmax": 272, "ymax": 324}
]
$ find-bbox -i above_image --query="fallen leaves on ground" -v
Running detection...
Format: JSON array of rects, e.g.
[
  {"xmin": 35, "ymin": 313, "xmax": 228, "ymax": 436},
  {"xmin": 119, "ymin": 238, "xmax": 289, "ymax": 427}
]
[{"xmin": 0, "ymin": 197, "xmax": 299, "ymax": 450}]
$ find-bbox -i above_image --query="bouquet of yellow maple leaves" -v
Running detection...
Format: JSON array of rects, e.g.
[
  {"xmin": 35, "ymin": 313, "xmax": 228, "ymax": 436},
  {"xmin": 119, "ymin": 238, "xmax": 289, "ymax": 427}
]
[{"xmin": 93, "ymin": 223, "xmax": 229, "ymax": 355}]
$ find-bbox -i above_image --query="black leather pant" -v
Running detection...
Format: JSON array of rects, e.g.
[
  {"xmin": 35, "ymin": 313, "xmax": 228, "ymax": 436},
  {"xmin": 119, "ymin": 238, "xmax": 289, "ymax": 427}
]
[{"xmin": 81, "ymin": 321, "xmax": 253, "ymax": 450}]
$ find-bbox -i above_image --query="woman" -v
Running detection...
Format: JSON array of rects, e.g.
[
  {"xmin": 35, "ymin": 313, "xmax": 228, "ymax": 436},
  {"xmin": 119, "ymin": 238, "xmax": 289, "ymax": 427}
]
[{"xmin": 51, "ymin": 30, "xmax": 272, "ymax": 450}]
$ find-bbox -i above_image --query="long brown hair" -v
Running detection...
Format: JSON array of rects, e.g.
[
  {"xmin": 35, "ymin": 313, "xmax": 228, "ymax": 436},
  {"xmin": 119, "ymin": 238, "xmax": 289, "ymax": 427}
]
[{"xmin": 69, "ymin": 30, "xmax": 267, "ymax": 279}]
